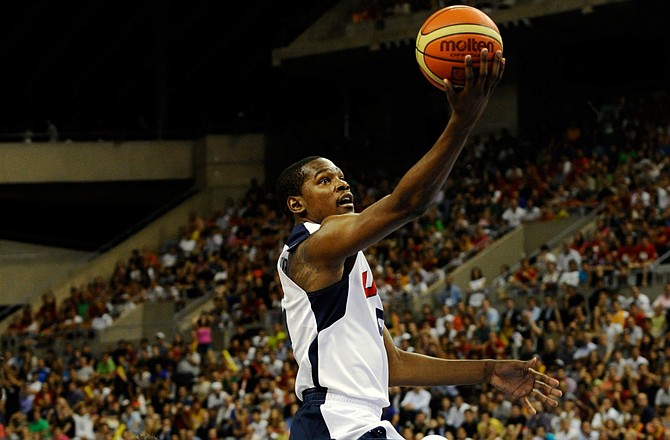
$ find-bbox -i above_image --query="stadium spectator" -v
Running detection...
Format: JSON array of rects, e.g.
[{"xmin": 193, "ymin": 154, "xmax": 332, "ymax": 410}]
[
  {"xmin": 557, "ymin": 240, "xmax": 583, "ymax": 273},
  {"xmin": 501, "ymin": 196, "xmax": 527, "ymax": 229},
  {"xmin": 509, "ymin": 256, "xmax": 539, "ymax": 296},
  {"xmin": 465, "ymin": 266, "xmax": 487, "ymax": 308},
  {"xmin": 439, "ymin": 274, "xmax": 462, "ymax": 307}
]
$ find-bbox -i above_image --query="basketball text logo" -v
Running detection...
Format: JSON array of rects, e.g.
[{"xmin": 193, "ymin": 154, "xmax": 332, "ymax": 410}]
[{"xmin": 440, "ymin": 38, "xmax": 494, "ymax": 53}]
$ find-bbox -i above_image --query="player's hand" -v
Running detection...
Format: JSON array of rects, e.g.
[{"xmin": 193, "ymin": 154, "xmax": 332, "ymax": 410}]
[
  {"xmin": 444, "ymin": 49, "xmax": 505, "ymax": 128},
  {"xmin": 488, "ymin": 357, "xmax": 562, "ymax": 414}
]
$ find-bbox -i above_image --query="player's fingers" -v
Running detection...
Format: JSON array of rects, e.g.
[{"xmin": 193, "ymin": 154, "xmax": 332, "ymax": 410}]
[
  {"xmin": 532, "ymin": 389, "xmax": 560, "ymax": 408},
  {"xmin": 535, "ymin": 381, "xmax": 563, "ymax": 397},
  {"xmin": 493, "ymin": 51, "xmax": 504, "ymax": 82},
  {"xmin": 532, "ymin": 370, "xmax": 560, "ymax": 388},
  {"xmin": 478, "ymin": 48, "xmax": 489, "ymax": 88},
  {"xmin": 490, "ymin": 50, "xmax": 502, "ymax": 77},
  {"xmin": 524, "ymin": 397, "xmax": 536, "ymax": 415},
  {"xmin": 535, "ymin": 377, "xmax": 563, "ymax": 397},
  {"xmin": 443, "ymin": 78, "xmax": 456, "ymax": 102},
  {"xmin": 464, "ymin": 55, "xmax": 475, "ymax": 88}
]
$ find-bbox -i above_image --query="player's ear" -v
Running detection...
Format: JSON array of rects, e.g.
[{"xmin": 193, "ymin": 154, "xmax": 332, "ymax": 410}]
[{"xmin": 287, "ymin": 196, "xmax": 305, "ymax": 215}]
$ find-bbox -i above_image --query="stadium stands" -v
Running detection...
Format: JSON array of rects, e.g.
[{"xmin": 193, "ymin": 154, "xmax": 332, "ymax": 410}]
[{"xmin": 1, "ymin": 84, "xmax": 670, "ymax": 439}]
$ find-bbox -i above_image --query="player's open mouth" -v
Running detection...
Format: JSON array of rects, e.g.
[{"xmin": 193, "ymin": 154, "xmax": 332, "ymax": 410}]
[{"xmin": 338, "ymin": 193, "xmax": 354, "ymax": 207}]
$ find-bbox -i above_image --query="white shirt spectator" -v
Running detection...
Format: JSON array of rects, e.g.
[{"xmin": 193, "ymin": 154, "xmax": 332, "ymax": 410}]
[
  {"xmin": 652, "ymin": 291, "xmax": 670, "ymax": 312},
  {"xmin": 604, "ymin": 322, "xmax": 624, "ymax": 349},
  {"xmin": 554, "ymin": 417, "xmax": 580, "ymax": 440},
  {"xmin": 161, "ymin": 248, "xmax": 178, "ymax": 268},
  {"xmin": 624, "ymin": 287, "xmax": 653, "ymax": 317},
  {"xmin": 207, "ymin": 383, "xmax": 228, "ymax": 411},
  {"xmin": 606, "ymin": 351, "xmax": 628, "ymax": 377},
  {"xmin": 557, "ymin": 246, "xmax": 582, "ymax": 272},
  {"xmin": 562, "ymin": 159, "xmax": 573, "ymax": 177},
  {"xmin": 536, "ymin": 249, "xmax": 557, "ymax": 276},
  {"xmin": 502, "ymin": 205, "xmax": 527, "ymax": 228},
  {"xmin": 522, "ymin": 203, "xmax": 542, "ymax": 223},
  {"xmin": 400, "ymin": 387, "xmax": 432, "ymax": 416},
  {"xmin": 179, "ymin": 235, "xmax": 197, "ymax": 255},
  {"xmin": 91, "ymin": 314, "xmax": 113, "ymax": 331},
  {"xmin": 176, "ymin": 350, "xmax": 201, "ymax": 377},
  {"xmin": 249, "ymin": 413, "xmax": 268, "ymax": 440},
  {"xmin": 540, "ymin": 266, "xmax": 561, "ymax": 289},
  {"xmin": 591, "ymin": 406, "xmax": 623, "ymax": 430},
  {"xmin": 468, "ymin": 291, "xmax": 485, "ymax": 309},
  {"xmin": 75, "ymin": 362, "xmax": 95, "ymax": 383},
  {"xmin": 467, "ymin": 277, "xmax": 486, "ymax": 308},
  {"xmin": 626, "ymin": 323, "xmax": 644, "ymax": 346},
  {"xmin": 657, "ymin": 185, "xmax": 670, "ymax": 210},
  {"xmin": 444, "ymin": 405, "xmax": 465, "ymax": 428},
  {"xmin": 573, "ymin": 341, "xmax": 597, "ymax": 360},
  {"xmin": 146, "ymin": 283, "xmax": 167, "ymax": 302},
  {"xmin": 577, "ymin": 422, "xmax": 599, "ymax": 440},
  {"xmin": 73, "ymin": 411, "xmax": 96, "ymax": 440},
  {"xmin": 627, "ymin": 353, "xmax": 649, "ymax": 372},
  {"xmin": 404, "ymin": 276, "xmax": 428, "ymax": 297},
  {"xmin": 205, "ymin": 229, "xmax": 223, "ymax": 253},
  {"xmin": 630, "ymin": 188, "xmax": 651, "ymax": 207},
  {"xmin": 435, "ymin": 312, "xmax": 455, "ymax": 337},
  {"xmin": 558, "ymin": 269, "xmax": 581, "ymax": 287}
]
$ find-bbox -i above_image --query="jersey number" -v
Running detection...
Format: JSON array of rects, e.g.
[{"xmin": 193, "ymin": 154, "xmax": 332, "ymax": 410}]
[
  {"xmin": 362, "ymin": 271, "xmax": 378, "ymax": 298},
  {"xmin": 376, "ymin": 308, "xmax": 384, "ymax": 336}
]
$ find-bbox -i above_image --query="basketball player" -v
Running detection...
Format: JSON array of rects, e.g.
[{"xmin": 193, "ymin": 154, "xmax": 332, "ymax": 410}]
[{"xmin": 276, "ymin": 50, "xmax": 561, "ymax": 440}]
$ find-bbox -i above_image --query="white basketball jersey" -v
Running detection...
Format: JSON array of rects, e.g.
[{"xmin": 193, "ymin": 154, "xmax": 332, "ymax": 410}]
[{"xmin": 277, "ymin": 222, "xmax": 390, "ymax": 408}]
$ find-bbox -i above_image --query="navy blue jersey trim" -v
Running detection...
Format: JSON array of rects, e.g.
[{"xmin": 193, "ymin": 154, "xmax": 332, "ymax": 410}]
[
  {"xmin": 286, "ymin": 223, "xmax": 311, "ymax": 251},
  {"xmin": 307, "ymin": 276, "xmax": 349, "ymax": 332},
  {"xmin": 305, "ymin": 265, "xmax": 350, "ymax": 390},
  {"xmin": 308, "ymin": 337, "xmax": 320, "ymax": 388},
  {"xmin": 281, "ymin": 310, "xmax": 293, "ymax": 350}
]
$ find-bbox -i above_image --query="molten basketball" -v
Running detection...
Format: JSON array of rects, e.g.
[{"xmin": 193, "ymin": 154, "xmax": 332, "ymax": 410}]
[{"xmin": 415, "ymin": 5, "xmax": 503, "ymax": 89}]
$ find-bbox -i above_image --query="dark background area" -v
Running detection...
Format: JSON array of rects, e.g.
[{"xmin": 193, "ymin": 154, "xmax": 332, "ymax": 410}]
[
  {"xmin": 0, "ymin": 180, "xmax": 196, "ymax": 251},
  {"xmin": 0, "ymin": 0, "xmax": 341, "ymax": 140},
  {"xmin": 265, "ymin": 1, "xmax": 670, "ymax": 181},
  {"xmin": 1, "ymin": 0, "xmax": 668, "ymax": 251}
]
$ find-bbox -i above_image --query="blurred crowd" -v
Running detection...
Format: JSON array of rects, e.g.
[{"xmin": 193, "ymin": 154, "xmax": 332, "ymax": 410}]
[{"xmin": 1, "ymin": 89, "xmax": 670, "ymax": 439}]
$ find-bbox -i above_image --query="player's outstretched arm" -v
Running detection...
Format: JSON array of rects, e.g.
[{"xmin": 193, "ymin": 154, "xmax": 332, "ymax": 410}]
[
  {"xmin": 383, "ymin": 327, "xmax": 560, "ymax": 413},
  {"xmin": 316, "ymin": 49, "xmax": 505, "ymax": 261},
  {"xmin": 384, "ymin": 49, "xmax": 505, "ymax": 216}
]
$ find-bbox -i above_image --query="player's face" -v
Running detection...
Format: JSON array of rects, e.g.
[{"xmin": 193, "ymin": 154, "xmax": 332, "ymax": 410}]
[{"xmin": 296, "ymin": 158, "xmax": 354, "ymax": 222}]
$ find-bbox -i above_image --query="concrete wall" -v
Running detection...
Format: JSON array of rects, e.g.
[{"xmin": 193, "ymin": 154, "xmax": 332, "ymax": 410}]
[
  {"xmin": 450, "ymin": 227, "xmax": 526, "ymax": 292},
  {"xmin": 204, "ymin": 134, "xmax": 266, "ymax": 208},
  {"xmin": 523, "ymin": 218, "xmax": 577, "ymax": 254},
  {"xmin": 97, "ymin": 302, "xmax": 178, "ymax": 349},
  {"xmin": 0, "ymin": 140, "xmax": 194, "ymax": 183},
  {"xmin": 0, "ymin": 241, "xmax": 91, "ymax": 304}
]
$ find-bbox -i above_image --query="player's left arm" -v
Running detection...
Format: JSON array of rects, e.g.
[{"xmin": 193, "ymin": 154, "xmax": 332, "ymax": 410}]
[{"xmin": 382, "ymin": 327, "xmax": 562, "ymax": 413}]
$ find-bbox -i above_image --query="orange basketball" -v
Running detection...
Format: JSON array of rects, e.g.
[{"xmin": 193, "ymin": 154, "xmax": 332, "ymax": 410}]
[{"xmin": 415, "ymin": 5, "xmax": 503, "ymax": 90}]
